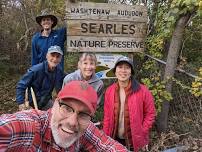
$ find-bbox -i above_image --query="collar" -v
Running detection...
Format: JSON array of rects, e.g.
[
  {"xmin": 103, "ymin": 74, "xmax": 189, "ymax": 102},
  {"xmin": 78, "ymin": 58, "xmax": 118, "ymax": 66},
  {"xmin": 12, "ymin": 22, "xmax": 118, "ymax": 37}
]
[
  {"xmin": 39, "ymin": 29, "xmax": 54, "ymax": 37},
  {"xmin": 44, "ymin": 61, "xmax": 57, "ymax": 74},
  {"xmin": 115, "ymin": 80, "xmax": 132, "ymax": 97}
]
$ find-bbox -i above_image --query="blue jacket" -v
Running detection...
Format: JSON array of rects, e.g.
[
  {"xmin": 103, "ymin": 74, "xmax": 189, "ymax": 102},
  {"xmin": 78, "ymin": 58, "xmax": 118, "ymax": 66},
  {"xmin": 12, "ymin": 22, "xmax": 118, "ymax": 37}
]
[
  {"xmin": 31, "ymin": 27, "xmax": 66, "ymax": 70},
  {"xmin": 16, "ymin": 61, "xmax": 65, "ymax": 108}
]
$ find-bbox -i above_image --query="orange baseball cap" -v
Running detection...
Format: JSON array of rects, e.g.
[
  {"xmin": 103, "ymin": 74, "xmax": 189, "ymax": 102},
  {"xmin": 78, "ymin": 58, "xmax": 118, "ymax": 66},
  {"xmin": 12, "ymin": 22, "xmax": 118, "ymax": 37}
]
[{"xmin": 58, "ymin": 81, "xmax": 97, "ymax": 114}]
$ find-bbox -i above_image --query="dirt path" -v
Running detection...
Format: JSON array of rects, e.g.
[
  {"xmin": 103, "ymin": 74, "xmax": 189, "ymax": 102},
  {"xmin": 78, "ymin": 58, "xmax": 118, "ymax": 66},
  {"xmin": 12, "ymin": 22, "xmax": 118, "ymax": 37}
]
[{"xmin": 0, "ymin": 77, "xmax": 18, "ymax": 114}]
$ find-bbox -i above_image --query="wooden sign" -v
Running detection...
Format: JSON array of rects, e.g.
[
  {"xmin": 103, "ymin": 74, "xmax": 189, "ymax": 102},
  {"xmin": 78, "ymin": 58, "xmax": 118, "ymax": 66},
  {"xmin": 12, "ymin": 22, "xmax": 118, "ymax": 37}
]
[{"xmin": 66, "ymin": 2, "xmax": 148, "ymax": 52}]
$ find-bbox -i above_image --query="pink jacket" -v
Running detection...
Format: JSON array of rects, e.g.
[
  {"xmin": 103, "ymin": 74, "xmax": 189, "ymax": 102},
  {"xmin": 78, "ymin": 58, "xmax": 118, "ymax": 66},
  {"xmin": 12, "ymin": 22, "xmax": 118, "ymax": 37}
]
[{"xmin": 103, "ymin": 82, "xmax": 156, "ymax": 151}]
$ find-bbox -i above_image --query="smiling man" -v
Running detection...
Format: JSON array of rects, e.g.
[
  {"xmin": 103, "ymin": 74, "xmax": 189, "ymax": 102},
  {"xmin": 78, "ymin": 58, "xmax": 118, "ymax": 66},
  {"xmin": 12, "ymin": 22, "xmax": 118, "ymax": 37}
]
[
  {"xmin": 16, "ymin": 45, "xmax": 65, "ymax": 110},
  {"xmin": 0, "ymin": 81, "xmax": 128, "ymax": 151},
  {"xmin": 32, "ymin": 9, "xmax": 66, "ymax": 71}
]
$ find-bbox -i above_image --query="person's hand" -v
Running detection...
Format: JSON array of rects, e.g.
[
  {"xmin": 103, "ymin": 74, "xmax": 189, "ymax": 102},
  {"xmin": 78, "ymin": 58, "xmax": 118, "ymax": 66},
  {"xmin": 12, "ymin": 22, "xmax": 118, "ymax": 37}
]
[{"xmin": 19, "ymin": 104, "xmax": 26, "ymax": 111}]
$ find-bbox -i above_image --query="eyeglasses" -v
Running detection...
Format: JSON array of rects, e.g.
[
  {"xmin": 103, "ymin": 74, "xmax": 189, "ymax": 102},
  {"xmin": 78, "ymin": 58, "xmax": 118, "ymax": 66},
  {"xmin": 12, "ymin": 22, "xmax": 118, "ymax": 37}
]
[{"xmin": 58, "ymin": 101, "xmax": 92, "ymax": 125}]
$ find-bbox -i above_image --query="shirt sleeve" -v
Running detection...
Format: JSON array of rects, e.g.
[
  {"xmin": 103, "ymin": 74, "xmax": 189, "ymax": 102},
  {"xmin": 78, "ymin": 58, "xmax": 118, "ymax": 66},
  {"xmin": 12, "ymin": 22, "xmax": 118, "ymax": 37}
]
[
  {"xmin": 102, "ymin": 88, "xmax": 111, "ymax": 136},
  {"xmin": 80, "ymin": 123, "xmax": 128, "ymax": 152},
  {"xmin": 142, "ymin": 86, "xmax": 156, "ymax": 134},
  {"xmin": 16, "ymin": 68, "xmax": 35, "ymax": 104},
  {"xmin": 0, "ymin": 112, "xmax": 36, "ymax": 151},
  {"xmin": 31, "ymin": 35, "xmax": 39, "ymax": 66},
  {"xmin": 0, "ymin": 115, "xmax": 13, "ymax": 151},
  {"xmin": 55, "ymin": 69, "xmax": 66, "ymax": 93},
  {"xmin": 58, "ymin": 27, "xmax": 67, "ymax": 42}
]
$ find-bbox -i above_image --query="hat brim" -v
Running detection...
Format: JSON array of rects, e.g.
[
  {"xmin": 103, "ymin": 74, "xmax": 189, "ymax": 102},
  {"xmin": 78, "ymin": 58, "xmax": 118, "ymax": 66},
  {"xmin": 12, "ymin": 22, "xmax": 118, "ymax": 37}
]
[
  {"xmin": 48, "ymin": 50, "xmax": 63, "ymax": 56},
  {"xmin": 36, "ymin": 15, "xmax": 58, "ymax": 28},
  {"xmin": 113, "ymin": 61, "xmax": 135, "ymax": 75}
]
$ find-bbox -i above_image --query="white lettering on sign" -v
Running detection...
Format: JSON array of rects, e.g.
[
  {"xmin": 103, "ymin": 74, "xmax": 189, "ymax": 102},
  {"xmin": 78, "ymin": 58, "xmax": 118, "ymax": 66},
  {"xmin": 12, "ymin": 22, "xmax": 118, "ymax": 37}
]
[
  {"xmin": 66, "ymin": 2, "xmax": 147, "ymax": 52},
  {"xmin": 69, "ymin": 40, "xmax": 144, "ymax": 49},
  {"xmin": 70, "ymin": 8, "xmax": 110, "ymax": 15},
  {"xmin": 117, "ymin": 10, "xmax": 143, "ymax": 17}
]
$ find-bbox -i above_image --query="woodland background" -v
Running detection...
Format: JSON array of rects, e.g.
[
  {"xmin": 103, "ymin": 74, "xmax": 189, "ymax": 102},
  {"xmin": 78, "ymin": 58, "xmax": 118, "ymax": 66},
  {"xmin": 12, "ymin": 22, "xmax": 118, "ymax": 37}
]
[{"xmin": 0, "ymin": 0, "xmax": 201, "ymax": 151}]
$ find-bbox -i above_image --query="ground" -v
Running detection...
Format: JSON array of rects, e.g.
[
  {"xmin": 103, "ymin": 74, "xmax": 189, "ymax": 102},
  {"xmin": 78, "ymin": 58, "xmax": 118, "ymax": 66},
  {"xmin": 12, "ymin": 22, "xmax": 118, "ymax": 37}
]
[{"xmin": 0, "ymin": 76, "xmax": 19, "ymax": 115}]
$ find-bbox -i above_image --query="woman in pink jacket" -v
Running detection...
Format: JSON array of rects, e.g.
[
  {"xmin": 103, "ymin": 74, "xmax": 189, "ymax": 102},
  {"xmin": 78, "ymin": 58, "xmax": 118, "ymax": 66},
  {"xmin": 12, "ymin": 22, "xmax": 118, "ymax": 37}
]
[{"xmin": 103, "ymin": 56, "xmax": 156, "ymax": 152}]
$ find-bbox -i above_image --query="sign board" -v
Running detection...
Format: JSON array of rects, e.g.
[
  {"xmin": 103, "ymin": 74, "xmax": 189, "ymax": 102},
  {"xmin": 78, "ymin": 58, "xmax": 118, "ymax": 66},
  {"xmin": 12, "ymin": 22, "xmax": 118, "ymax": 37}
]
[
  {"xmin": 95, "ymin": 54, "xmax": 124, "ymax": 79},
  {"xmin": 66, "ymin": 2, "xmax": 147, "ymax": 52}
]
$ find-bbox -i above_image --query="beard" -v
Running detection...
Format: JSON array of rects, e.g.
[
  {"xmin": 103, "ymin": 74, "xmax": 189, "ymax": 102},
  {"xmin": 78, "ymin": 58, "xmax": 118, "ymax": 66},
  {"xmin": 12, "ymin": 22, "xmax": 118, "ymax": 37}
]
[
  {"xmin": 50, "ymin": 117, "xmax": 82, "ymax": 148},
  {"xmin": 48, "ymin": 62, "xmax": 58, "ymax": 71}
]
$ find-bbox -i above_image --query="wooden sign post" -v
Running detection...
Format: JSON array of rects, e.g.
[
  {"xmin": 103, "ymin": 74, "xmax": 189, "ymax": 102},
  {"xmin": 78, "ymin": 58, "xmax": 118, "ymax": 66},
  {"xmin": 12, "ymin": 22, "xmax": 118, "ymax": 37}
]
[{"xmin": 66, "ymin": 2, "xmax": 147, "ymax": 53}]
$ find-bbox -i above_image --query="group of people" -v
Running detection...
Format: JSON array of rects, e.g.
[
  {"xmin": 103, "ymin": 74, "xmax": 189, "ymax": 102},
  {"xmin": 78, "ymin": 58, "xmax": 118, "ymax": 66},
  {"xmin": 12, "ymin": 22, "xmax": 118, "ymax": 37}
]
[{"xmin": 0, "ymin": 11, "xmax": 156, "ymax": 152}]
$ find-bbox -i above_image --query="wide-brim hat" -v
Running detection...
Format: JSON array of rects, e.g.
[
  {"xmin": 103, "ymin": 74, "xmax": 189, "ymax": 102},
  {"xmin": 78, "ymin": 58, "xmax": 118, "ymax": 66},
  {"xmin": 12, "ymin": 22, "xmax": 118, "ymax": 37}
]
[
  {"xmin": 113, "ymin": 56, "xmax": 135, "ymax": 75},
  {"xmin": 36, "ymin": 10, "xmax": 58, "ymax": 28}
]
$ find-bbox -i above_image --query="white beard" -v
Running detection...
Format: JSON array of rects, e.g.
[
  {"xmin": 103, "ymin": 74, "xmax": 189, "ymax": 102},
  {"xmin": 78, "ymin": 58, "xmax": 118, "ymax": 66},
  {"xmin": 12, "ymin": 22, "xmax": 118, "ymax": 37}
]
[{"xmin": 51, "ymin": 118, "xmax": 81, "ymax": 148}]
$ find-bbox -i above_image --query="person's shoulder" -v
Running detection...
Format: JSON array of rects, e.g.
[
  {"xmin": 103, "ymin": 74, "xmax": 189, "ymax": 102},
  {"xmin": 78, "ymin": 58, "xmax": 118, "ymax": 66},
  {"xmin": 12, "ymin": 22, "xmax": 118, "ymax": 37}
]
[
  {"xmin": 135, "ymin": 83, "xmax": 153, "ymax": 95},
  {"xmin": 139, "ymin": 83, "xmax": 149, "ymax": 91},
  {"xmin": 53, "ymin": 27, "xmax": 66, "ymax": 34},
  {"xmin": 64, "ymin": 70, "xmax": 80, "ymax": 81},
  {"xmin": 106, "ymin": 83, "xmax": 116, "ymax": 92},
  {"xmin": 0, "ymin": 110, "xmax": 40, "ymax": 125},
  {"xmin": 96, "ymin": 78, "xmax": 104, "ymax": 87},
  {"xmin": 29, "ymin": 62, "xmax": 44, "ymax": 71},
  {"xmin": 32, "ymin": 32, "xmax": 41, "ymax": 39},
  {"xmin": 0, "ymin": 110, "xmax": 49, "ymax": 134},
  {"xmin": 89, "ymin": 74, "xmax": 103, "ymax": 84},
  {"xmin": 56, "ymin": 27, "xmax": 66, "ymax": 32}
]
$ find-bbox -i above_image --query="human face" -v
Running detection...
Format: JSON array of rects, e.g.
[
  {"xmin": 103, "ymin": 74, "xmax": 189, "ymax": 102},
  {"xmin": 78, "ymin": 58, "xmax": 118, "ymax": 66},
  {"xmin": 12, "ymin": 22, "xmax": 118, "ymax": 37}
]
[
  {"xmin": 115, "ymin": 62, "xmax": 132, "ymax": 83},
  {"xmin": 51, "ymin": 98, "xmax": 91, "ymax": 148},
  {"xmin": 78, "ymin": 56, "xmax": 96, "ymax": 80},
  {"xmin": 46, "ymin": 52, "xmax": 62, "ymax": 70},
  {"xmin": 40, "ymin": 17, "xmax": 53, "ymax": 30}
]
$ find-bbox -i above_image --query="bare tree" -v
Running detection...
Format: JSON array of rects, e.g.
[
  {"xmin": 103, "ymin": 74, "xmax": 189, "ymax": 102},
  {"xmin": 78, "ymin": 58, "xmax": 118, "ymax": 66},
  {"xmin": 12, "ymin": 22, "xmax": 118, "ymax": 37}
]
[
  {"xmin": 157, "ymin": 13, "xmax": 192, "ymax": 133},
  {"xmin": 40, "ymin": 0, "xmax": 46, "ymax": 10}
]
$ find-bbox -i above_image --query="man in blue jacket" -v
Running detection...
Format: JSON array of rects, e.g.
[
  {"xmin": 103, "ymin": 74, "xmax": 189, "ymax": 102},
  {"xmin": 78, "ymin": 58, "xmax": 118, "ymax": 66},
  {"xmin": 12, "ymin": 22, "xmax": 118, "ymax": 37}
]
[
  {"xmin": 16, "ymin": 45, "xmax": 65, "ymax": 111},
  {"xmin": 32, "ymin": 9, "xmax": 66, "ymax": 71}
]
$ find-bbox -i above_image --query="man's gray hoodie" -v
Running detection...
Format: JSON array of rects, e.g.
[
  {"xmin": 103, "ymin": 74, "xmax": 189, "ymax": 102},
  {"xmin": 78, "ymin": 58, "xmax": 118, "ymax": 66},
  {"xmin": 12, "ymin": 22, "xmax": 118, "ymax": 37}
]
[{"xmin": 63, "ymin": 69, "xmax": 104, "ymax": 105}]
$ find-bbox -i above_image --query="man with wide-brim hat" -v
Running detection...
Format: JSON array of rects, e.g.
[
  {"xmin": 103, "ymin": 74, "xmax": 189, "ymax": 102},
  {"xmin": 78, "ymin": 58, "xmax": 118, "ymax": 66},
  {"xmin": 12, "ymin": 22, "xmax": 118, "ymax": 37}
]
[
  {"xmin": 36, "ymin": 10, "xmax": 58, "ymax": 28},
  {"xmin": 31, "ymin": 9, "xmax": 66, "ymax": 71}
]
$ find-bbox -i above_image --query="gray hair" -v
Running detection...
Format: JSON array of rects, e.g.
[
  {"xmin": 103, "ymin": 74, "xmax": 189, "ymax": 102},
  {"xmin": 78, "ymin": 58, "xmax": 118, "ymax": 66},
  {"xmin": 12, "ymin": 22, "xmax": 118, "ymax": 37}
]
[{"xmin": 79, "ymin": 53, "xmax": 97, "ymax": 64}]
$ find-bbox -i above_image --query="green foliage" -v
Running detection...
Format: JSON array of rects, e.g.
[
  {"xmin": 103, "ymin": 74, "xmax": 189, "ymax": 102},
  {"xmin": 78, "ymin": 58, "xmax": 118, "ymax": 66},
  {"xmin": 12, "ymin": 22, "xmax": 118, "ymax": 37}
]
[
  {"xmin": 183, "ymin": 16, "xmax": 202, "ymax": 71},
  {"xmin": 143, "ymin": 0, "xmax": 202, "ymax": 113},
  {"xmin": 141, "ymin": 76, "xmax": 173, "ymax": 113},
  {"xmin": 146, "ymin": 35, "xmax": 164, "ymax": 58},
  {"xmin": 64, "ymin": 53, "xmax": 79, "ymax": 73},
  {"xmin": 191, "ymin": 68, "xmax": 202, "ymax": 97},
  {"xmin": 141, "ymin": 70, "xmax": 172, "ymax": 112}
]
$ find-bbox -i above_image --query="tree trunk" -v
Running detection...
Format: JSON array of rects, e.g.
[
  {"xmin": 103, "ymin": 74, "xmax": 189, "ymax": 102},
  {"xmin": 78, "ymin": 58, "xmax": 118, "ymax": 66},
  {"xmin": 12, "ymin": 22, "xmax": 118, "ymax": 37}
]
[
  {"xmin": 40, "ymin": 0, "xmax": 46, "ymax": 10},
  {"xmin": 148, "ymin": 0, "xmax": 159, "ymax": 35},
  {"xmin": 0, "ymin": 0, "xmax": 3, "ymax": 16},
  {"xmin": 156, "ymin": 13, "xmax": 191, "ymax": 133}
]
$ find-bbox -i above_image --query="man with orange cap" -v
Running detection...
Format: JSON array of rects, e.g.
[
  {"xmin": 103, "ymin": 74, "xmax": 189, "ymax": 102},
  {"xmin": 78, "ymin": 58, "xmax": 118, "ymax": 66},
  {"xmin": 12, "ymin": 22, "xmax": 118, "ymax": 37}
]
[{"xmin": 0, "ymin": 81, "xmax": 128, "ymax": 151}]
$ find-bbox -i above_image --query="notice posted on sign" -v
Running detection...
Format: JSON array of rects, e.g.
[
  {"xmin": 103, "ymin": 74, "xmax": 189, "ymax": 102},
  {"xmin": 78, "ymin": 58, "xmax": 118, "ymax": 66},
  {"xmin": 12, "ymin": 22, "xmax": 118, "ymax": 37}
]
[{"xmin": 95, "ymin": 54, "xmax": 124, "ymax": 79}]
